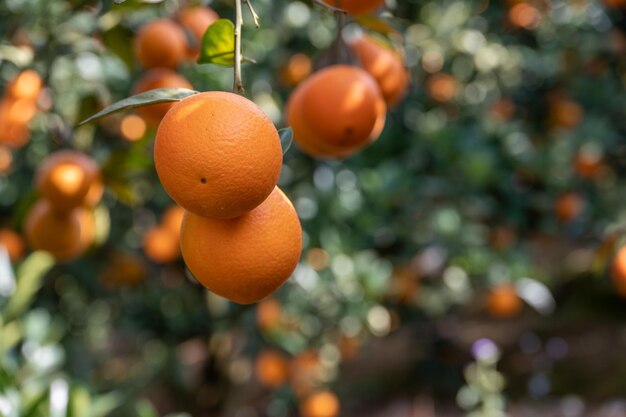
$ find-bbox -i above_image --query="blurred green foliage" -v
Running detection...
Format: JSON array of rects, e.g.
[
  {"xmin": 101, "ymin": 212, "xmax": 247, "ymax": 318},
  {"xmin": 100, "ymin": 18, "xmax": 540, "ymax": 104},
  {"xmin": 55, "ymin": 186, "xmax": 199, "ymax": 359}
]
[{"xmin": 1, "ymin": 0, "xmax": 626, "ymax": 416}]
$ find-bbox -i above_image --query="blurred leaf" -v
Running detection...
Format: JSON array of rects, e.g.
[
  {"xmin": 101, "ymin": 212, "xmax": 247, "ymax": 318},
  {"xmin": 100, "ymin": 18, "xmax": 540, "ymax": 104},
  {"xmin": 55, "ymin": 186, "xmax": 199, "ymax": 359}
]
[
  {"xmin": 355, "ymin": 15, "xmax": 402, "ymax": 40},
  {"xmin": 0, "ymin": 321, "xmax": 22, "ymax": 356},
  {"xmin": 88, "ymin": 392, "xmax": 122, "ymax": 417},
  {"xmin": 23, "ymin": 389, "xmax": 49, "ymax": 417},
  {"xmin": 79, "ymin": 89, "xmax": 198, "ymax": 126},
  {"xmin": 135, "ymin": 400, "xmax": 158, "ymax": 417},
  {"xmin": 198, "ymin": 19, "xmax": 236, "ymax": 66},
  {"xmin": 3, "ymin": 252, "xmax": 55, "ymax": 322},
  {"xmin": 279, "ymin": 127, "xmax": 293, "ymax": 155}
]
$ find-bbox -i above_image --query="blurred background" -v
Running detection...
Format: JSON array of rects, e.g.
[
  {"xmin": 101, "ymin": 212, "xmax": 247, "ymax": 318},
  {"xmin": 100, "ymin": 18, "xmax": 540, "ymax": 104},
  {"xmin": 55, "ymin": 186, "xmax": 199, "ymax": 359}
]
[{"xmin": 1, "ymin": 0, "xmax": 626, "ymax": 416}]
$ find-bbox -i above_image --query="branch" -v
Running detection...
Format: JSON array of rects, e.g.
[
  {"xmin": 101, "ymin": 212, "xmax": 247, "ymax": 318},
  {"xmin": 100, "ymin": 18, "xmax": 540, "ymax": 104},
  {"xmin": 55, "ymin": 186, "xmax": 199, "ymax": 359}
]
[
  {"xmin": 233, "ymin": 0, "xmax": 245, "ymax": 94},
  {"xmin": 243, "ymin": 0, "xmax": 260, "ymax": 28}
]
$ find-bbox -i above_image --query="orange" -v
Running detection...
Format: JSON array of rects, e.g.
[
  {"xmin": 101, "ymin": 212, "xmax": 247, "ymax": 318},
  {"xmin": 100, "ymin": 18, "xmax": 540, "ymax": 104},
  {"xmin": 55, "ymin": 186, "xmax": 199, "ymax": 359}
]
[
  {"xmin": 338, "ymin": 336, "xmax": 360, "ymax": 361},
  {"xmin": 0, "ymin": 98, "xmax": 35, "ymax": 149},
  {"xmin": 509, "ymin": 3, "xmax": 541, "ymax": 29},
  {"xmin": 0, "ymin": 228, "xmax": 26, "ymax": 262},
  {"xmin": 548, "ymin": 98, "xmax": 583, "ymax": 129},
  {"xmin": 76, "ymin": 208, "xmax": 96, "ymax": 253},
  {"xmin": 162, "ymin": 205, "xmax": 185, "ymax": 235},
  {"xmin": 290, "ymin": 351, "xmax": 323, "ymax": 397},
  {"xmin": 143, "ymin": 226, "xmax": 180, "ymax": 263},
  {"xmin": 286, "ymin": 65, "xmax": 386, "ymax": 159},
  {"xmin": 574, "ymin": 150, "xmax": 603, "ymax": 179},
  {"xmin": 24, "ymin": 199, "xmax": 83, "ymax": 262},
  {"xmin": 177, "ymin": 5, "xmax": 219, "ymax": 52},
  {"xmin": 120, "ymin": 114, "xmax": 147, "ymax": 141},
  {"xmin": 254, "ymin": 350, "xmax": 290, "ymax": 388},
  {"xmin": 611, "ymin": 246, "xmax": 626, "ymax": 297},
  {"xmin": 35, "ymin": 150, "xmax": 101, "ymax": 212},
  {"xmin": 323, "ymin": 0, "xmax": 384, "ymax": 15},
  {"xmin": 554, "ymin": 192, "xmax": 584, "ymax": 222},
  {"xmin": 486, "ymin": 283, "xmax": 522, "ymax": 318},
  {"xmin": 426, "ymin": 73, "xmax": 460, "ymax": 102},
  {"xmin": 180, "ymin": 187, "xmax": 302, "ymax": 304},
  {"xmin": 279, "ymin": 53, "xmax": 313, "ymax": 87},
  {"xmin": 132, "ymin": 69, "xmax": 193, "ymax": 124},
  {"xmin": 300, "ymin": 391, "xmax": 340, "ymax": 417},
  {"xmin": 351, "ymin": 36, "xmax": 410, "ymax": 107},
  {"xmin": 134, "ymin": 19, "xmax": 187, "ymax": 69},
  {"xmin": 6, "ymin": 69, "xmax": 43, "ymax": 101},
  {"xmin": 100, "ymin": 251, "xmax": 147, "ymax": 288},
  {"xmin": 256, "ymin": 298, "xmax": 282, "ymax": 331},
  {"xmin": 154, "ymin": 91, "xmax": 282, "ymax": 219}
]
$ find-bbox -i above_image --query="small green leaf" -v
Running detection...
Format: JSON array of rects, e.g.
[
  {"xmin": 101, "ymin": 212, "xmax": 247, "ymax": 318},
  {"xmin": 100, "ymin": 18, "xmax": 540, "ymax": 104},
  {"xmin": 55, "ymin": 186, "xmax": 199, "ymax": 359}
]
[
  {"xmin": 198, "ymin": 19, "xmax": 236, "ymax": 66},
  {"xmin": 279, "ymin": 127, "xmax": 293, "ymax": 155},
  {"xmin": 79, "ymin": 88, "xmax": 198, "ymax": 125}
]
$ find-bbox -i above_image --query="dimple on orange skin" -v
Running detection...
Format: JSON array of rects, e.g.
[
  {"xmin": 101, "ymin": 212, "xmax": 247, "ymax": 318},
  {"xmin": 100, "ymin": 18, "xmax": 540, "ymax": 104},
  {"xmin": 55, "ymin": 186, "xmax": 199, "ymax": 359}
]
[
  {"xmin": 132, "ymin": 69, "xmax": 193, "ymax": 124},
  {"xmin": 134, "ymin": 19, "xmax": 188, "ymax": 69},
  {"xmin": 180, "ymin": 187, "xmax": 302, "ymax": 304},
  {"xmin": 351, "ymin": 36, "xmax": 410, "ymax": 107},
  {"xmin": 286, "ymin": 65, "xmax": 386, "ymax": 159},
  {"xmin": 154, "ymin": 91, "xmax": 283, "ymax": 219},
  {"xmin": 323, "ymin": 0, "xmax": 384, "ymax": 15}
]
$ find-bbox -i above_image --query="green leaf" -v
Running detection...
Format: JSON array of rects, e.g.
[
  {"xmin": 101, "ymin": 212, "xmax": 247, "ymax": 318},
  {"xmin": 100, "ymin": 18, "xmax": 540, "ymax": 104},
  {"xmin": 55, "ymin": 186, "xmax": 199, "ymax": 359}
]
[
  {"xmin": 279, "ymin": 127, "xmax": 293, "ymax": 155},
  {"xmin": 2, "ymin": 252, "xmax": 55, "ymax": 322},
  {"xmin": 135, "ymin": 400, "xmax": 159, "ymax": 417},
  {"xmin": 79, "ymin": 88, "xmax": 198, "ymax": 125},
  {"xmin": 198, "ymin": 19, "xmax": 236, "ymax": 66},
  {"xmin": 88, "ymin": 392, "xmax": 123, "ymax": 417},
  {"xmin": 23, "ymin": 388, "xmax": 49, "ymax": 417}
]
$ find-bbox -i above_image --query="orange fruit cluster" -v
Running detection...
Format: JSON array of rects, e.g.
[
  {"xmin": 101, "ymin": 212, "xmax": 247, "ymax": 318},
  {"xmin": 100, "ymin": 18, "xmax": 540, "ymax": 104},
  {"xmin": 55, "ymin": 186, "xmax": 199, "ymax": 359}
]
[
  {"xmin": 128, "ymin": 6, "xmax": 217, "ymax": 129},
  {"xmin": 286, "ymin": 35, "xmax": 409, "ymax": 159},
  {"xmin": 154, "ymin": 91, "xmax": 302, "ymax": 304},
  {"xmin": 24, "ymin": 150, "xmax": 103, "ymax": 262},
  {"xmin": 0, "ymin": 69, "xmax": 43, "ymax": 150}
]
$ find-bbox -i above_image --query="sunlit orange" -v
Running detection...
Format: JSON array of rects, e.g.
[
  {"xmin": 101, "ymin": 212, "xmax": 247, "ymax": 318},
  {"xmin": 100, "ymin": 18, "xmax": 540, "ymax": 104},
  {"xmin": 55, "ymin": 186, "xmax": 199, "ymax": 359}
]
[
  {"xmin": 120, "ymin": 114, "xmax": 147, "ymax": 141},
  {"xmin": 254, "ymin": 350, "xmax": 290, "ymax": 388},
  {"xmin": 280, "ymin": 53, "xmax": 313, "ymax": 87},
  {"xmin": 486, "ymin": 283, "xmax": 522, "ymax": 318},
  {"xmin": 426, "ymin": 73, "xmax": 459, "ymax": 103},
  {"xmin": 554, "ymin": 192, "xmax": 584, "ymax": 222},
  {"xmin": 143, "ymin": 226, "xmax": 180, "ymax": 263},
  {"xmin": 162, "ymin": 205, "xmax": 185, "ymax": 239},
  {"xmin": 300, "ymin": 390, "xmax": 340, "ymax": 417},
  {"xmin": 509, "ymin": 3, "xmax": 541, "ymax": 29},
  {"xmin": 6, "ymin": 69, "xmax": 43, "ymax": 101},
  {"xmin": 306, "ymin": 247, "xmax": 329, "ymax": 271}
]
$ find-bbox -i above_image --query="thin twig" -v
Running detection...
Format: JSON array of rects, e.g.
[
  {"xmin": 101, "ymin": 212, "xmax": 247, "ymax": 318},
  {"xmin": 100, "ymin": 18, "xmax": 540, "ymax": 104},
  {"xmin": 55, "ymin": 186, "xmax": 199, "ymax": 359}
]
[
  {"xmin": 312, "ymin": 0, "xmax": 347, "ymax": 15},
  {"xmin": 243, "ymin": 0, "xmax": 260, "ymax": 28},
  {"xmin": 233, "ymin": 0, "xmax": 245, "ymax": 94}
]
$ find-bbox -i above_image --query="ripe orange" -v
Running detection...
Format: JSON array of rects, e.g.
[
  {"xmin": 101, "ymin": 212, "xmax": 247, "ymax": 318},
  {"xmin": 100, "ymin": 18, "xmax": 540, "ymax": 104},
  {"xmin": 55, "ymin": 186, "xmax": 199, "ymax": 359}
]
[
  {"xmin": 300, "ymin": 391, "xmax": 340, "ymax": 417},
  {"xmin": 132, "ymin": 69, "xmax": 193, "ymax": 124},
  {"xmin": 554, "ymin": 192, "xmax": 584, "ymax": 222},
  {"xmin": 574, "ymin": 149, "xmax": 603, "ymax": 179},
  {"xmin": 6, "ymin": 69, "xmax": 43, "ymax": 101},
  {"xmin": 100, "ymin": 251, "xmax": 147, "ymax": 288},
  {"xmin": 509, "ymin": 3, "xmax": 541, "ymax": 29},
  {"xmin": 256, "ymin": 298, "xmax": 282, "ymax": 331},
  {"xmin": 180, "ymin": 187, "xmax": 302, "ymax": 304},
  {"xmin": 0, "ymin": 98, "xmax": 35, "ymax": 149},
  {"xmin": 611, "ymin": 246, "xmax": 626, "ymax": 297},
  {"xmin": 426, "ymin": 73, "xmax": 460, "ymax": 102},
  {"xmin": 24, "ymin": 199, "xmax": 83, "ymax": 262},
  {"xmin": 143, "ymin": 226, "xmax": 180, "ymax": 263},
  {"xmin": 162, "ymin": 205, "xmax": 185, "ymax": 238},
  {"xmin": 351, "ymin": 36, "xmax": 410, "ymax": 107},
  {"xmin": 290, "ymin": 351, "xmax": 323, "ymax": 397},
  {"xmin": 323, "ymin": 0, "xmax": 384, "ymax": 15},
  {"xmin": 486, "ymin": 283, "xmax": 522, "ymax": 318},
  {"xmin": 134, "ymin": 19, "xmax": 187, "ymax": 69},
  {"xmin": 76, "ymin": 208, "xmax": 96, "ymax": 253},
  {"xmin": 177, "ymin": 5, "xmax": 219, "ymax": 51},
  {"xmin": 35, "ymin": 150, "xmax": 101, "ymax": 212},
  {"xmin": 548, "ymin": 98, "xmax": 584, "ymax": 129},
  {"xmin": 279, "ymin": 53, "xmax": 313, "ymax": 87},
  {"xmin": 120, "ymin": 114, "xmax": 147, "ymax": 141},
  {"xmin": 0, "ymin": 145, "xmax": 13, "ymax": 174},
  {"xmin": 0, "ymin": 228, "xmax": 26, "ymax": 262},
  {"xmin": 254, "ymin": 350, "xmax": 290, "ymax": 388},
  {"xmin": 286, "ymin": 65, "xmax": 386, "ymax": 159},
  {"xmin": 154, "ymin": 91, "xmax": 282, "ymax": 219}
]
